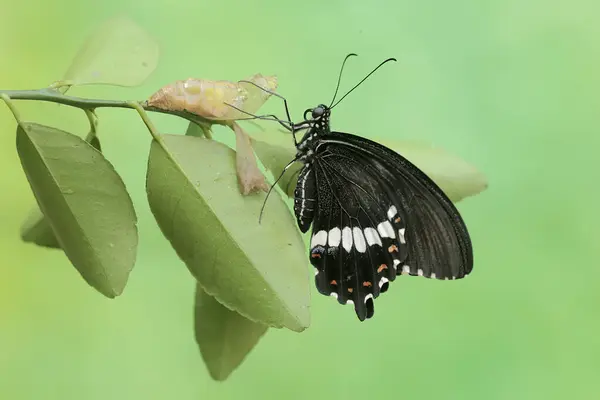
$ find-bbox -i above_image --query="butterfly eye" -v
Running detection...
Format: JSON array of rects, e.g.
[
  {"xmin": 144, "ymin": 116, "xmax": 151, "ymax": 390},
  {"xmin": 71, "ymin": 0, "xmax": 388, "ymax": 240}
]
[{"xmin": 311, "ymin": 106, "xmax": 324, "ymax": 119}]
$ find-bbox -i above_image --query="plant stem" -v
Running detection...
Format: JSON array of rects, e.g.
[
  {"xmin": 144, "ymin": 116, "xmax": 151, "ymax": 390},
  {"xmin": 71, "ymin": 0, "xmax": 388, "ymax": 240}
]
[
  {"xmin": 0, "ymin": 94, "xmax": 24, "ymax": 128},
  {"xmin": 0, "ymin": 88, "xmax": 215, "ymax": 128},
  {"xmin": 127, "ymin": 102, "xmax": 163, "ymax": 144},
  {"xmin": 84, "ymin": 109, "xmax": 98, "ymax": 136},
  {"xmin": 1, "ymin": 88, "xmax": 131, "ymax": 109}
]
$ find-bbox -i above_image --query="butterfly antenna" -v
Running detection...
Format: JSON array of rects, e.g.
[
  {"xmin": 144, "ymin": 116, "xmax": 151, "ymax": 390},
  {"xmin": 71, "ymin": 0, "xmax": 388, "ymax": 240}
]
[
  {"xmin": 328, "ymin": 53, "xmax": 358, "ymax": 108},
  {"xmin": 330, "ymin": 57, "xmax": 397, "ymax": 109},
  {"xmin": 259, "ymin": 156, "xmax": 299, "ymax": 224}
]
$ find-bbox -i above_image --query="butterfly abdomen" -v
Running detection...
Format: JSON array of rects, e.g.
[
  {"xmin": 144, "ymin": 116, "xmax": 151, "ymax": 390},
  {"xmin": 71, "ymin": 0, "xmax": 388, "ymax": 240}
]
[{"xmin": 293, "ymin": 164, "xmax": 316, "ymax": 233}]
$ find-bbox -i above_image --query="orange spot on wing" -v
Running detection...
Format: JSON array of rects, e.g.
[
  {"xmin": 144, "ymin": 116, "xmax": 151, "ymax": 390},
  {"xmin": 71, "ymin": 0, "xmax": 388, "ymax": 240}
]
[
  {"xmin": 330, "ymin": 280, "xmax": 337, "ymax": 285},
  {"xmin": 388, "ymin": 244, "xmax": 398, "ymax": 253},
  {"xmin": 394, "ymin": 217, "xmax": 401, "ymax": 223},
  {"xmin": 377, "ymin": 264, "xmax": 388, "ymax": 273},
  {"xmin": 347, "ymin": 288, "xmax": 354, "ymax": 293},
  {"xmin": 311, "ymin": 253, "xmax": 321, "ymax": 259},
  {"xmin": 363, "ymin": 281, "xmax": 372, "ymax": 287}
]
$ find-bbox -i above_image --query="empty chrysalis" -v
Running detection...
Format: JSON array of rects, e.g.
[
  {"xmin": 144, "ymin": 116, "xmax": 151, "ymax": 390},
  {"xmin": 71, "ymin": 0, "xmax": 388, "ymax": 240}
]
[{"xmin": 147, "ymin": 74, "xmax": 278, "ymax": 121}]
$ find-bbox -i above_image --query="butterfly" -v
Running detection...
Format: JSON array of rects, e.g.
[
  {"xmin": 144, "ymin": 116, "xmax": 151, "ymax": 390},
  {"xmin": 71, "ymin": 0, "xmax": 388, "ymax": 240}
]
[{"xmin": 230, "ymin": 54, "xmax": 473, "ymax": 321}]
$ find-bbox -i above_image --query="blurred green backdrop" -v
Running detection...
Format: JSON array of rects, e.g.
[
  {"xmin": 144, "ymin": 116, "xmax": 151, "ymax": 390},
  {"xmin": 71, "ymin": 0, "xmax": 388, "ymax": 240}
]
[{"xmin": 1, "ymin": 0, "xmax": 599, "ymax": 399}]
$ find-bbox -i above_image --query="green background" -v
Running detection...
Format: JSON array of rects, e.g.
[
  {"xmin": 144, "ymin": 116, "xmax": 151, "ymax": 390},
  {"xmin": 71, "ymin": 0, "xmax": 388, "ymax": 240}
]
[{"xmin": 1, "ymin": 0, "xmax": 599, "ymax": 399}]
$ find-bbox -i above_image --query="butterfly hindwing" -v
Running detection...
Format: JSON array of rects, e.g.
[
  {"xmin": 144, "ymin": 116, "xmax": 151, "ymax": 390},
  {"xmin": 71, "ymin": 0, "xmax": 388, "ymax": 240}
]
[{"xmin": 307, "ymin": 148, "xmax": 409, "ymax": 320}]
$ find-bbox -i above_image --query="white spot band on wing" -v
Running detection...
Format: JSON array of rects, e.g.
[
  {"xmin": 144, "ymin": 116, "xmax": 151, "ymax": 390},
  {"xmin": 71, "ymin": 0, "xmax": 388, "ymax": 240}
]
[
  {"xmin": 310, "ymin": 230, "xmax": 327, "ymax": 248},
  {"xmin": 352, "ymin": 227, "xmax": 367, "ymax": 253},
  {"xmin": 328, "ymin": 227, "xmax": 341, "ymax": 247},
  {"xmin": 377, "ymin": 221, "xmax": 395, "ymax": 238},
  {"xmin": 364, "ymin": 227, "xmax": 382, "ymax": 246},
  {"xmin": 387, "ymin": 205, "xmax": 398, "ymax": 220},
  {"xmin": 398, "ymin": 228, "xmax": 406, "ymax": 244},
  {"xmin": 342, "ymin": 227, "xmax": 353, "ymax": 252}
]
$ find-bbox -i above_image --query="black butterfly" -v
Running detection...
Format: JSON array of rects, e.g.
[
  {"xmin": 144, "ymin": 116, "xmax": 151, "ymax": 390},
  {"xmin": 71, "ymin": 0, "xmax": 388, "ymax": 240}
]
[{"xmin": 231, "ymin": 54, "xmax": 473, "ymax": 321}]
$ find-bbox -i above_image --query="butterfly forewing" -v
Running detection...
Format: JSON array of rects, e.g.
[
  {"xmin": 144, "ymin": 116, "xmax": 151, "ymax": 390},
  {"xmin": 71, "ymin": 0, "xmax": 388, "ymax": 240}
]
[
  {"xmin": 319, "ymin": 131, "xmax": 473, "ymax": 280},
  {"xmin": 293, "ymin": 128, "xmax": 472, "ymax": 321}
]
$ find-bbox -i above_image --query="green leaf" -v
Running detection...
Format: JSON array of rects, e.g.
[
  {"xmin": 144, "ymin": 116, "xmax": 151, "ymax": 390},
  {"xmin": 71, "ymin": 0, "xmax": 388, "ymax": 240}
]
[
  {"xmin": 20, "ymin": 206, "xmax": 61, "ymax": 249},
  {"xmin": 16, "ymin": 123, "xmax": 138, "ymax": 297},
  {"xmin": 194, "ymin": 283, "xmax": 268, "ymax": 381},
  {"xmin": 63, "ymin": 15, "xmax": 159, "ymax": 87},
  {"xmin": 146, "ymin": 135, "xmax": 310, "ymax": 331},
  {"xmin": 184, "ymin": 122, "xmax": 209, "ymax": 138},
  {"xmin": 251, "ymin": 132, "xmax": 488, "ymax": 203},
  {"xmin": 250, "ymin": 137, "xmax": 301, "ymax": 198},
  {"xmin": 19, "ymin": 134, "xmax": 103, "ymax": 250}
]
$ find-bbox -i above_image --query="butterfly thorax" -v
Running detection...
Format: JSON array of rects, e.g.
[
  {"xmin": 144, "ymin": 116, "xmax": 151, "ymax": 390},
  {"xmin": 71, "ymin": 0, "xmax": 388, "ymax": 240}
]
[{"xmin": 295, "ymin": 104, "xmax": 331, "ymax": 163}]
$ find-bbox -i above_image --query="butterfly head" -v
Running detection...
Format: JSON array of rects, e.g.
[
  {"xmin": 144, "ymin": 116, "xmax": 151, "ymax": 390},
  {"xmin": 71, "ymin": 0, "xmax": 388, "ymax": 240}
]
[{"xmin": 303, "ymin": 104, "xmax": 331, "ymax": 132}]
